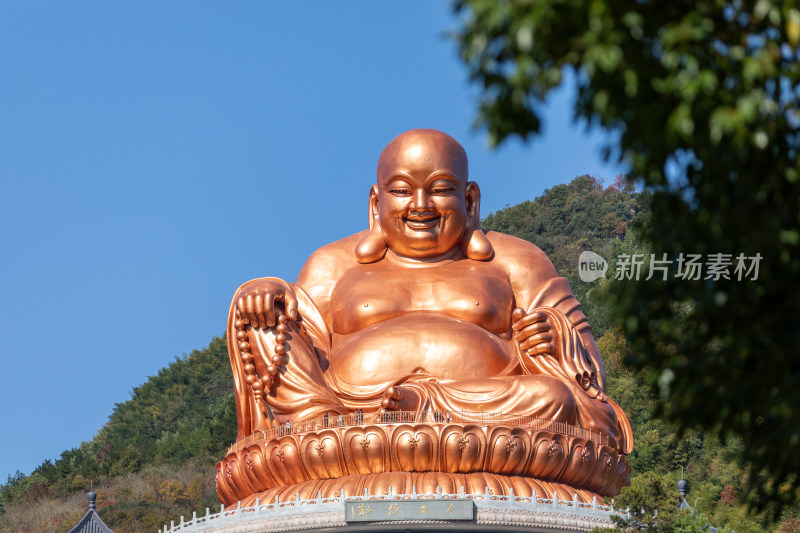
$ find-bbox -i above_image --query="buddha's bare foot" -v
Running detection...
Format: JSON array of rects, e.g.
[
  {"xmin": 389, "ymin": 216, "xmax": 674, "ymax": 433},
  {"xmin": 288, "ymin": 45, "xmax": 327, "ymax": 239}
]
[
  {"xmin": 380, "ymin": 386, "xmax": 403, "ymax": 410},
  {"xmin": 380, "ymin": 385, "xmax": 420, "ymax": 412}
]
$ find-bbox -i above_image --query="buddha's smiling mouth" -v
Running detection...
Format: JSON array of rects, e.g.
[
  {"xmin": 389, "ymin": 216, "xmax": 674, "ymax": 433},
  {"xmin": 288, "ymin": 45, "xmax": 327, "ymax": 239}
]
[{"xmin": 404, "ymin": 215, "xmax": 440, "ymax": 230}]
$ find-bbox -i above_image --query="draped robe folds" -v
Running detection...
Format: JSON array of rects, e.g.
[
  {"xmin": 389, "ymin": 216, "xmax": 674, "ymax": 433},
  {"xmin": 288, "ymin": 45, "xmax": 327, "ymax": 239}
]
[{"xmin": 226, "ymin": 276, "xmax": 633, "ymax": 454}]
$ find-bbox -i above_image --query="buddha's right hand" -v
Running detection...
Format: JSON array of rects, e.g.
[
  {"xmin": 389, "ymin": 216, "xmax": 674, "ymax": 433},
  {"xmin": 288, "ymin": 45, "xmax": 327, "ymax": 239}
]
[{"xmin": 235, "ymin": 278, "xmax": 299, "ymax": 328}]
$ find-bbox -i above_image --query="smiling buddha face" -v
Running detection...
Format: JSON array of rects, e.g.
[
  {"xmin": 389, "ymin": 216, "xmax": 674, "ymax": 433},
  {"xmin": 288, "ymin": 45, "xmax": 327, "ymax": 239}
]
[
  {"xmin": 355, "ymin": 128, "xmax": 492, "ymax": 264},
  {"xmin": 376, "ymin": 129, "xmax": 471, "ymax": 259},
  {"xmin": 217, "ymin": 129, "xmax": 633, "ymax": 508}
]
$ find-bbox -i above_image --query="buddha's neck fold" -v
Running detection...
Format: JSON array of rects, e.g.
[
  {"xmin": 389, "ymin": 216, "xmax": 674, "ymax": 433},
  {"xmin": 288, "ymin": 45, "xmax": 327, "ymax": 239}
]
[{"xmin": 383, "ymin": 247, "xmax": 465, "ymax": 268}]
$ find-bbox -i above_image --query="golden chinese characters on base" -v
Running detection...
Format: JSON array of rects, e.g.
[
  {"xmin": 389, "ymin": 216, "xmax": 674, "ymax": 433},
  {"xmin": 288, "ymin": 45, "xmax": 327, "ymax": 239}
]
[{"xmin": 216, "ymin": 129, "xmax": 633, "ymax": 507}]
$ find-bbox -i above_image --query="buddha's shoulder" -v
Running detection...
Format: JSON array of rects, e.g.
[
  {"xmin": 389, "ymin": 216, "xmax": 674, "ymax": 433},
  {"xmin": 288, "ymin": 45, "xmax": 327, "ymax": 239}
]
[
  {"xmin": 298, "ymin": 231, "xmax": 365, "ymax": 281},
  {"xmin": 484, "ymin": 230, "xmax": 558, "ymax": 277},
  {"xmin": 485, "ymin": 230, "xmax": 549, "ymax": 261},
  {"xmin": 308, "ymin": 231, "xmax": 364, "ymax": 262}
]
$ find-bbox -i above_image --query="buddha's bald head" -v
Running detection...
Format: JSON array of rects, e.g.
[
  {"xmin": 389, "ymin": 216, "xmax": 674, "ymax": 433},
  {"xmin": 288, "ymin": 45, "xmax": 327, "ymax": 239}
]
[{"xmin": 377, "ymin": 129, "xmax": 469, "ymax": 185}]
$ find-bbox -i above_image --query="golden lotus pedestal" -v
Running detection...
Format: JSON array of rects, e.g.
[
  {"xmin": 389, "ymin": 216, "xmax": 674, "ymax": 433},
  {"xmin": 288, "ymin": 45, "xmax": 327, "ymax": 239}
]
[{"xmin": 215, "ymin": 412, "xmax": 630, "ymax": 509}]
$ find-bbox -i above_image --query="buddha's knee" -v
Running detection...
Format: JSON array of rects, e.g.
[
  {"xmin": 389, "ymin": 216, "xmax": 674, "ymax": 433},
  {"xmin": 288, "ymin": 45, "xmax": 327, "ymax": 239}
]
[{"xmin": 520, "ymin": 375, "xmax": 577, "ymax": 422}]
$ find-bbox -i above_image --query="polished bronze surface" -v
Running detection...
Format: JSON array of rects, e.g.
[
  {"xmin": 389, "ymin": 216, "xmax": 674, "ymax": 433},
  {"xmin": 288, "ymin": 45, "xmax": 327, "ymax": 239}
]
[
  {"xmin": 216, "ymin": 411, "xmax": 629, "ymax": 506},
  {"xmin": 219, "ymin": 129, "xmax": 633, "ymax": 506}
]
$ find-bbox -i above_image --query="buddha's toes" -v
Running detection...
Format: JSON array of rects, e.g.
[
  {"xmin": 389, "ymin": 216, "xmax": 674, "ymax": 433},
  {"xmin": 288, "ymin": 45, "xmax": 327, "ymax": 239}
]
[{"xmin": 380, "ymin": 385, "xmax": 421, "ymax": 412}]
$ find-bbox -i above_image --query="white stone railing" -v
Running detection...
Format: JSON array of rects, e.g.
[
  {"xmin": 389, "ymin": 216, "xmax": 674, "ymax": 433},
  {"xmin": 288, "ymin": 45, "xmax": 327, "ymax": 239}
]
[{"xmin": 159, "ymin": 486, "xmax": 628, "ymax": 533}]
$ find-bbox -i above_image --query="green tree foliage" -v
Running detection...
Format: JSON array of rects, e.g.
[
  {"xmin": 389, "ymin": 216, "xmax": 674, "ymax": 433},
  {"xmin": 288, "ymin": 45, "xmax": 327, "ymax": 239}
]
[
  {"xmin": 673, "ymin": 512, "xmax": 733, "ymax": 533},
  {"xmin": 605, "ymin": 471, "xmax": 683, "ymax": 532},
  {"xmin": 598, "ymin": 324, "xmax": 774, "ymax": 532},
  {"xmin": 454, "ymin": 0, "xmax": 800, "ymax": 514}
]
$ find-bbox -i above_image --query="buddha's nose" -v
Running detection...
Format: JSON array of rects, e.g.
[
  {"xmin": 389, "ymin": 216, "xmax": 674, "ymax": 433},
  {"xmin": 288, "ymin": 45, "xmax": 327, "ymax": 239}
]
[{"xmin": 410, "ymin": 189, "xmax": 433, "ymax": 212}]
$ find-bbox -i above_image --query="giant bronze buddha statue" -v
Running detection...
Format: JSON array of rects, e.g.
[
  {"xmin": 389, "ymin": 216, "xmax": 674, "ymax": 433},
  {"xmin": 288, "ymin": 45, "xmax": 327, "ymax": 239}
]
[{"xmin": 216, "ymin": 129, "xmax": 633, "ymax": 506}]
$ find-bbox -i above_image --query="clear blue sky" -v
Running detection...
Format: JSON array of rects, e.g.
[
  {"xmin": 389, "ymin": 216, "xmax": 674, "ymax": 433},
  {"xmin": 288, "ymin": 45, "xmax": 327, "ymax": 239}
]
[{"xmin": 0, "ymin": 2, "xmax": 625, "ymax": 482}]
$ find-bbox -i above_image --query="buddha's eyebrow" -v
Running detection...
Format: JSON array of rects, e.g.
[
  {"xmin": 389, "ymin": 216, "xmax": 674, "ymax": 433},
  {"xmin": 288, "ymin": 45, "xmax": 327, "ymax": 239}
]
[
  {"xmin": 383, "ymin": 173, "xmax": 413, "ymax": 186},
  {"xmin": 425, "ymin": 172, "xmax": 460, "ymax": 186}
]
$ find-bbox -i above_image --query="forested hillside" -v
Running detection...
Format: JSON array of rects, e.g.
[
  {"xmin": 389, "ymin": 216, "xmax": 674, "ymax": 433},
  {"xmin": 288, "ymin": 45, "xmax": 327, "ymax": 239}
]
[
  {"xmin": 0, "ymin": 339, "xmax": 237, "ymax": 532},
  {"xmin": 1, "ymin": 176, "xmax": 795, "ymax": 532}
]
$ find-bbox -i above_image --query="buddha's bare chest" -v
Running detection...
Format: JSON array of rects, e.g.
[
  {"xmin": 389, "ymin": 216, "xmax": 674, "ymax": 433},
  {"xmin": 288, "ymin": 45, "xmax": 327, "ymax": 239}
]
[{"xmin": 330, "ymin": 259, "xmax": 514, "ymax": 335}]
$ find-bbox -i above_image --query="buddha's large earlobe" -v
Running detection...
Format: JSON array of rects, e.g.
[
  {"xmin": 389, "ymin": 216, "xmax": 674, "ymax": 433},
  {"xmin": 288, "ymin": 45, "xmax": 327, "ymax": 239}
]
[
  {"xmin": 355, "ymin": 185, "xmax": 388, "ymax": 263},
  {"xmin": 461, "ymin": 181, "xmax": 494, "ymax": 261}
]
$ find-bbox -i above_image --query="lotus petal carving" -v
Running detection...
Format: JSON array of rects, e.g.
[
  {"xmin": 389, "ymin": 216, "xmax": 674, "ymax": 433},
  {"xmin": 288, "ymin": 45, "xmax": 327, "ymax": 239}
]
[
  {"xmin": 441, "ymin": 425, "xmax": 485, "ymax": 473},
  {"xmin": 300, "ymin": 430, "xmax": 345, "ymax": 479},
  {"xmin": 560, "ymin": 438, "xmax": 596, "ymax": 488},
  {"xmin": 527, "ymin": 432, "xmax": 569, "ymax": 480},
  {"xmin": 486, "ymin": 427, "xmax": 529, "ymax": 475},
  {"xmin": 265, "ymin": 437, "xmax": 308, "ymax": 487},
  {"xmin": 242, "ymin": 445, "xmax": 278, "ymax": 492},
  {"xmin": 225, "ymin": 456, "xmax": 256, "ymax": 502},
  {"xmin": 216, "ymin": 421, "xmax": 629, "ymax": 507},
  {"xmin": 391, "ymin": 424, "xmax": 438, "ymax": 472},
  {"xmin": 215, "ymin": 462, "xmax": 238, "ymax": 505},
  {"xmin": 342, "ymin": 426, "xmax": 387, "ymax": 475}
]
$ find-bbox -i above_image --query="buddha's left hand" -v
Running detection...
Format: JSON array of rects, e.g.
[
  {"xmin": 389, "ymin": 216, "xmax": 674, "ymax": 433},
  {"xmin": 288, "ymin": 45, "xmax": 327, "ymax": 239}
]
[{"xmin": 512, "ymin": 309, "xmax": 555, "ymax": 357}]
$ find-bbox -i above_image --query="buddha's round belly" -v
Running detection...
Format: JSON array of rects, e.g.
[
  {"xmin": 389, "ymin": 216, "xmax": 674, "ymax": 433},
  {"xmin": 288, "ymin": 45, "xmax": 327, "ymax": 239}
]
[{"xmin": 329, "ymin": 313, "xmax": 514, "ymax": 388}]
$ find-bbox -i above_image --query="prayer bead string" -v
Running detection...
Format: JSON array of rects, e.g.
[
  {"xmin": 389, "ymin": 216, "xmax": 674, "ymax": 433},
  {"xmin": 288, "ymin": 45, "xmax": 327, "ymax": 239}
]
[{"xmin": 233, "ymin": 313, "xmax": 290, "ymax": 412}]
